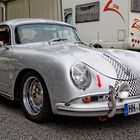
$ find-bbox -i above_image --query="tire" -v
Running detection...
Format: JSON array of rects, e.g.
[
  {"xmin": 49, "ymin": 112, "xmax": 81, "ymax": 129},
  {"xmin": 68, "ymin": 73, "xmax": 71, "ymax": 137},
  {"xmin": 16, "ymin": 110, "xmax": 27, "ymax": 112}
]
[{"xmin": 20, "ymin": 71, "xmax": 52, "ymax": 123}]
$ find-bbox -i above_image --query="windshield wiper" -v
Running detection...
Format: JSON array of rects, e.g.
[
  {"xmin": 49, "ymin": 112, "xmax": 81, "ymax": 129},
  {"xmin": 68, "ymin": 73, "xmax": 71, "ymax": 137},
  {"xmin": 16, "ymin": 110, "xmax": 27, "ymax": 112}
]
[
  {"xmin": 74, "ymin": 41, "xmax": 87, "ymax": 45},
  {"xmin": 48, "ymin": 38, "xmax": 67, "ymax": 44}
]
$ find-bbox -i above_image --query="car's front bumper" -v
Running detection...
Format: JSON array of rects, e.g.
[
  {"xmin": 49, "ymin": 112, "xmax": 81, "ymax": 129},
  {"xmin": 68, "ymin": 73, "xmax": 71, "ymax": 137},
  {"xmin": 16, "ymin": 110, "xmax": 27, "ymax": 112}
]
[{"xmin": 55, "ymin": 85, "xmax": 140, "ymax": 117}]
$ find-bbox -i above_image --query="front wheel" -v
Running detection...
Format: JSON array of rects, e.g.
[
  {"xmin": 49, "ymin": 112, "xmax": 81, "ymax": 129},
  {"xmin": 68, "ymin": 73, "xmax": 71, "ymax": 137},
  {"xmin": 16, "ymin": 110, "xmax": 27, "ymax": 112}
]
[{"xmin": 20, "ymin": 72, "xmax": 52, "ymax": 122}]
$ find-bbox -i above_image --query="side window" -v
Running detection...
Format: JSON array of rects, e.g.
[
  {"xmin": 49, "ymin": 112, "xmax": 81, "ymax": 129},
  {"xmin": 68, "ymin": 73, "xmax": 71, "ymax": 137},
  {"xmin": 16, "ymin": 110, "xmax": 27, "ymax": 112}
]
[
  {"xmin": 0, "ymin": 26, "xmax": 11, "ymax": 45},
  {"xmin": 131, "ymin": 0, "xmax": 140, "ymax": 13},
  {"xmin": 64, "ymin": 8, "xmax": 73, "ymax": 25},
  {"xmin": 76, "ymin": 2, "xmax": 100, "ymax": 23}
]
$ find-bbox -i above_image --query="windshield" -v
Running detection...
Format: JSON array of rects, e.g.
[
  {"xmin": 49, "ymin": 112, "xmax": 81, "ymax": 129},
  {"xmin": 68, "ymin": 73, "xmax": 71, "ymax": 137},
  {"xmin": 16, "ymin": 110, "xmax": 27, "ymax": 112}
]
[{"xmin": 15, "ymin": 23, "xmax": 80, "ymax": 44}]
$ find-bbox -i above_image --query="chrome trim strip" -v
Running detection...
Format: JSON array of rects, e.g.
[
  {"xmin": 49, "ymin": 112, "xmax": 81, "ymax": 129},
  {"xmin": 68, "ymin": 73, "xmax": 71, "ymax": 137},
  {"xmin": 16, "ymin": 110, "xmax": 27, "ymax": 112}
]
[
  {"xmin": 65, "ymin": 91, "xmax": 109, "ymax": 106},
  {"xmin": 127, "ymin": 95, "xmax": 140, "ymax": 100},
  {"xmin": 0, "ymin": 82, "xmax": 8, "ymax": 87},
  {"xmin": 0, "ymin": 91, "xmax": 12, "ymax": 98}
]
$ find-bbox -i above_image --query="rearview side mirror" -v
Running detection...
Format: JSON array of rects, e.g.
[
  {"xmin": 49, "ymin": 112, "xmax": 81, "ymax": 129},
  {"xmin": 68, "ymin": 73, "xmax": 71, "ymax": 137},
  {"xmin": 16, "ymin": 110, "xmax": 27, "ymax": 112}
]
[
  {"xmin": 0, "ymin": 41, "xmax": 9, "ymax": 50},
  {"xmin": 0, "ymin": 41, "xmax": 4, "ymax": 47}
]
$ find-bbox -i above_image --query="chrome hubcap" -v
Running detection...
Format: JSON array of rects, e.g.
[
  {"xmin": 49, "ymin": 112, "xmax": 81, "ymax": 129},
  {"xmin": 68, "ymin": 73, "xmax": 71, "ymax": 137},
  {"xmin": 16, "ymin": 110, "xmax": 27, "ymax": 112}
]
[{"xmin": 23, "ymin": 76, "xmax": 43, "ymax": 116}]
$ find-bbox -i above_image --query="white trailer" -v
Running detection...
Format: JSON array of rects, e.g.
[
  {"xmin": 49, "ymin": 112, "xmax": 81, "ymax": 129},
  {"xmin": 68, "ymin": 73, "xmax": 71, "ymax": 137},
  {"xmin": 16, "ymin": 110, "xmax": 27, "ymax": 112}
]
[{"xmin": 62, "ymin": 0, "xmax": 140, "ymax": 50}]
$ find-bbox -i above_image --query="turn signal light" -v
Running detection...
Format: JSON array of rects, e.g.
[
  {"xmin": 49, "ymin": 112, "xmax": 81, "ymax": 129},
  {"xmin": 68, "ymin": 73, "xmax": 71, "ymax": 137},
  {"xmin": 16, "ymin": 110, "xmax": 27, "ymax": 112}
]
[{"xmin": 83, "ymin": 96, "xmax": 92, "ymax": 103}]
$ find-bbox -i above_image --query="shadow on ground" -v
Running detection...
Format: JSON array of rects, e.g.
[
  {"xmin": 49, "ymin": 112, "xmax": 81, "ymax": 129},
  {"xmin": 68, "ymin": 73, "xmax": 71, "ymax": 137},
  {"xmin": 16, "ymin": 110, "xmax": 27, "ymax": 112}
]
[{"xmin": 0, "ymin": 95, "xmax": 138, "ymax": 127}]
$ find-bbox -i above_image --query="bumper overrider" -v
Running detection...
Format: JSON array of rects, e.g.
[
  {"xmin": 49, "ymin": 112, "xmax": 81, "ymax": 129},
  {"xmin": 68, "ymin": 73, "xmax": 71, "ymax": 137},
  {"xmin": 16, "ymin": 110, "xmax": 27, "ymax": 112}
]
[{"xmin": 56, "ymin": 85, "xmax": 140, "ymax": 117}]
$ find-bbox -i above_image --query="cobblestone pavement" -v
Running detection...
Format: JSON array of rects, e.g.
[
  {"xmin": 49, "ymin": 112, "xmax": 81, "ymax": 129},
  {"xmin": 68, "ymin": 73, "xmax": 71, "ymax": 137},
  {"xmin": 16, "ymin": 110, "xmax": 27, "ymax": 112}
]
[{"xmin": 0, "ymin": 96, "xmax": 139, "ymax": 140}]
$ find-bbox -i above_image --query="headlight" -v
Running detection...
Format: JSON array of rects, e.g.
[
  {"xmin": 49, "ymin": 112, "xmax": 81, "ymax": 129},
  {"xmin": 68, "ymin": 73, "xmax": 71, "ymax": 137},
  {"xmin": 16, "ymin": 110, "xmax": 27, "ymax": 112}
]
[
  {"xmin": 70, "ymin": 64, "xmax": 91, "ymax": 90},
  {"xmin": 118, "ymin": 83, "xmax": 130, "ymax": 99}
]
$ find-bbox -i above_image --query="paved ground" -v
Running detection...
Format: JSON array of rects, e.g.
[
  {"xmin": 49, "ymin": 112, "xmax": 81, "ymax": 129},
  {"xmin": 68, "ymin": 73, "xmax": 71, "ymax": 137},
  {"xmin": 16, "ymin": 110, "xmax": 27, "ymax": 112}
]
[{"xmin": 0, "ymin": 96, "xmax": 140, "ymax": 140}]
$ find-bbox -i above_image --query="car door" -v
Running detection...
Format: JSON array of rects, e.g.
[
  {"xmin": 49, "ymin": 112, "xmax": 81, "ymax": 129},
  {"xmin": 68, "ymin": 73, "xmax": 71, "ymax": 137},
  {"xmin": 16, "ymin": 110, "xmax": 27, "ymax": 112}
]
[{"xmin": 0, "ymin": 25, "xmax": 11, "ymax": 96}]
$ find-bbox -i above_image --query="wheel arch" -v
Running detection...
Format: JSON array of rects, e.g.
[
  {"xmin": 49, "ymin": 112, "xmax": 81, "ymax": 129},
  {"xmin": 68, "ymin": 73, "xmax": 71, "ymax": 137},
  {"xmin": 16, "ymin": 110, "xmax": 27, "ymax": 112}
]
[{"xmin": 14, "ymin": 68, "xmax": 48, "ymax": 101}]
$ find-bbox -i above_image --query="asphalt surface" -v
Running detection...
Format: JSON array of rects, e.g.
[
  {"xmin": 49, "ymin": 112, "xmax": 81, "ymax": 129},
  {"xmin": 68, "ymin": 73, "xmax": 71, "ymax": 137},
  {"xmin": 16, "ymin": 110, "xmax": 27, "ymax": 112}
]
[{"xmin": 0, "ymin": 96, "xmax": 140, "ymax": 140}]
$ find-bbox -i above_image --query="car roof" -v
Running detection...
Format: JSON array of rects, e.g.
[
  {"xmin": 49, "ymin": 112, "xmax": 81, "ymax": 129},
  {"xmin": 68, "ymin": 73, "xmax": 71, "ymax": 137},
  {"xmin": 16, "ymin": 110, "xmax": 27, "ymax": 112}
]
[{"xmin": 0, "ymin": 18, "xmax": 74, "ymax": 28}]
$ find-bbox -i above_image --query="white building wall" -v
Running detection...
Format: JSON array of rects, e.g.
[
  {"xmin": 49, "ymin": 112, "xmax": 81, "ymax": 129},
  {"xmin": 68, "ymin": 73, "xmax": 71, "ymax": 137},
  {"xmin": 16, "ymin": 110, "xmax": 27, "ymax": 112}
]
[
  {"xmin": 7, "ymin": 0, "xmax": 29, "ymax": 19},
  {"xmin": 6, "ymin": 0, "xmax": 61, "ymax": 21},
  {"xmin": 30, "ymin": 0, "xmax": 61, "ymax": 20},
  {"xmin": 0, "ymin": 6, "xmax": 2, "ymax": 22}
]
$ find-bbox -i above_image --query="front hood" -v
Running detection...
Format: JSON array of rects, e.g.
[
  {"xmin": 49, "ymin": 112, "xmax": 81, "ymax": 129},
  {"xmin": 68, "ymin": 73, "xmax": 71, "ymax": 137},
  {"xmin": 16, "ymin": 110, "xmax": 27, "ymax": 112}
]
[
  {"xmin": 47, "ymin": 43, "xmax": 137, "ymax": 80},
  {"xmin": 31, "ymin": 42, "xmax": 137, "ymax": 80}
]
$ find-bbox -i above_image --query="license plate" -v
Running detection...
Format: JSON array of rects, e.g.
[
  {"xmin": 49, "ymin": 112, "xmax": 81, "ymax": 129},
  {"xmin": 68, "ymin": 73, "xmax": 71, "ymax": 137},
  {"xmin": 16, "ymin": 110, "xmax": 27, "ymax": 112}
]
[{"xmin": 124, "ymin": 103, "xmax": 140, "ymax": 116}]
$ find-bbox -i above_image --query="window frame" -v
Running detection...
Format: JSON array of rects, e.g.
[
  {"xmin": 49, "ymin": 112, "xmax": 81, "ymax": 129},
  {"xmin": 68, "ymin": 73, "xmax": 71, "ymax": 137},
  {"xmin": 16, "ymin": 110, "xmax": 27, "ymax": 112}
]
[
  {"xmin": 14, "ymin": 23, "xmax": 81, "ymax": 45},
  {"xmin": 75, "ymin": 2, "xmax": 100, "ymax": 24}
]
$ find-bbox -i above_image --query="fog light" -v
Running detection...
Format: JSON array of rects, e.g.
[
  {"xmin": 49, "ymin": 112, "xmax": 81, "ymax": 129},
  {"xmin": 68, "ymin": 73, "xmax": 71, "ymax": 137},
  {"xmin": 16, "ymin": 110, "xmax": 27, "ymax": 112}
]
[
  {"xmin": 83, "ymin": 96, "xmax": 91, "ymax": 103},
  {"xmin": 118, "ymin": 83, "xmax": 130, "ymax": 99}
]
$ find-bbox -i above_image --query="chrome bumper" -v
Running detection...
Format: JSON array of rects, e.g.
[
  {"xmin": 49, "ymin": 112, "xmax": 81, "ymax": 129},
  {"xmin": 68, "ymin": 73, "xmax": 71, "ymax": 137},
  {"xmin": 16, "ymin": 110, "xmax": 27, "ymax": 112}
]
[{"xmin": 55, "ymin": 85, "xmax": 140, "ymax": 117}]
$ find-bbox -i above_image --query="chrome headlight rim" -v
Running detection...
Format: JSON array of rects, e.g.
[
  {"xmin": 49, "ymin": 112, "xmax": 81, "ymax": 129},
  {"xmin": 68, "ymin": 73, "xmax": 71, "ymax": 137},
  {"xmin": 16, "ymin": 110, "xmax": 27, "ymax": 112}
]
[
  {"xmin": 118, "ymin": 82, "xmax": 130, "ymax": 100},
  {"xmin": 70, "ymin": 63, "xmax": 91, "ymax": 90}
]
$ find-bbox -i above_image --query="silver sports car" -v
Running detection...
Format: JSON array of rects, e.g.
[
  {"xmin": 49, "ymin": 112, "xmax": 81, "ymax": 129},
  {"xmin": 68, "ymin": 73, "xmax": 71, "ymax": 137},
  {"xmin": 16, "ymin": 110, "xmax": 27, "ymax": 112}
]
[{"xmin": 0, "ymin": 18, "xmax": 140, "ymax": 122}]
